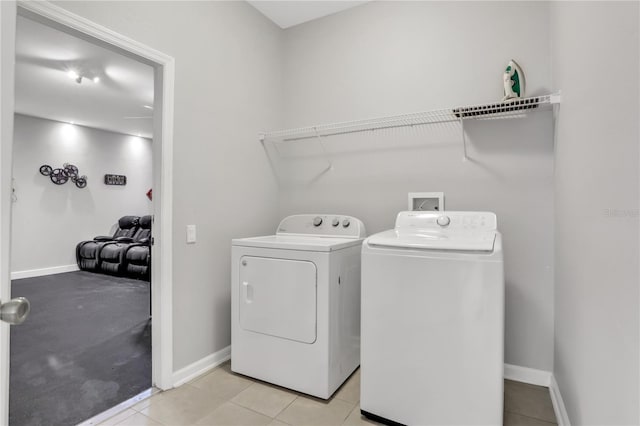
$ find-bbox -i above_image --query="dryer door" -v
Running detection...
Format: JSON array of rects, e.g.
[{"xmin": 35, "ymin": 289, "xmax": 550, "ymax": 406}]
[{"xmin": 239, "ymin": 256, "xmax": 317, "ymax": 344}]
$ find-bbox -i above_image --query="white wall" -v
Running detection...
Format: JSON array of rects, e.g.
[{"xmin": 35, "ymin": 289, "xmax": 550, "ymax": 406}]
[
  {"xmin": 551, "ymin": 2, "xmax": 639, "ymax": 424},
  {"xmin": 11, "ymin": 114, "xmax": 152, "ymax": 273},
  {"xmin": 48, "ymin": 4, "xmax": 640, "ymax": 400},
  {"xmin": 277, "ymin": 1, "xmax": 555, "ymax": 372},
  {"xmin": 53, "ymin": 1, "xmax": 283, "ymax": 372}
]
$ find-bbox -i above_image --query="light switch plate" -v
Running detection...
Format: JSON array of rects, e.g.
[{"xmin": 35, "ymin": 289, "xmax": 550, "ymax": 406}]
[{"xmin": 186, "ymin": 225, "xmax": 196, "ymax": 244}]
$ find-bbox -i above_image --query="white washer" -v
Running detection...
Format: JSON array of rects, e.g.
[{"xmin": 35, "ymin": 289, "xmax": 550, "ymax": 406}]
[
  {"xmin": 231, "ymin": 214, "xmax": 366, "ymax": 399},
  {"xmin": 360, "ymin": 211, "xmax": 504, "ymax": 425}
]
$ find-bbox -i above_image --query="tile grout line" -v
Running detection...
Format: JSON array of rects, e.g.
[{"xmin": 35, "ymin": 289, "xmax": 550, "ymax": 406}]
[
  {"xmin": 131, "ymin": 399, "xmax": 153, "ymax": 413},
  {"xmin": 342, "ymin": 404, "xmax": 365, "ymax": 426},
  {"xmin": 190, "ymin": 368, "xmax": 301, "ymax": 422},
  {"xmin": 90, "ymin": 388, "xmax": 158, "ymax": 425},
  {"xmin": 110, "ymin": 409, "xmax": 168, "ymax": 426},
  {"xmin": 340, "ymin": 400, "xmax": 358, "ymax": 424},
  {"xmin": 96, "ymin": 409, "xmax": 136, "ymax": 426},
  {"xmin": 227, "ymin": 377, "xmax": 358, "ymax": 423},
  {"xmin": 226, "ymin": 379, "xmax": 299, "ymax": 419},
  {"xmin": 272, "ymin": 394, "xmax": 300, "ymax": 421},
  {"xmin": 334, "ymin": 395, "xmax": 359, "ymax": 404},
  {"xmin": 225, "ymin": 398, "xmax": 290, "ymax": 421}
]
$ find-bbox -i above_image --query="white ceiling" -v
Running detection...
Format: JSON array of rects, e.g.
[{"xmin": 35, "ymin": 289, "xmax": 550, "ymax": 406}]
[
  {"xmin": 248, "ymin": 1, "xmax": 368, "ymax": 29},
  {"xmin": 15, "ymin": 15, "xmax": 154, "ymax": 138}
]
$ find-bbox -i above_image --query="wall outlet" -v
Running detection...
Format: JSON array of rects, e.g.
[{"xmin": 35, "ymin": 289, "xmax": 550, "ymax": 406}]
[{"xmin": 186, "ymin": 225, "xmax": 196, "ymax": 244}]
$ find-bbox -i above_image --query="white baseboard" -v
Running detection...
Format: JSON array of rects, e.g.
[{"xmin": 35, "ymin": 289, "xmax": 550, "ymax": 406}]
[
  {"xmin": 549, "ymin": 375, "xmax": 571, "ymax": 426},
  {"xmin": 172, "ymin": 345, "xmax": 231, "ymax": 388},
  {"xmin": 11, "ymin": 264, "xmax": 79, "ymax": 280},
  {"xmin": 504, "ymin": 363, "xmax": 552, "ymax": 387}
]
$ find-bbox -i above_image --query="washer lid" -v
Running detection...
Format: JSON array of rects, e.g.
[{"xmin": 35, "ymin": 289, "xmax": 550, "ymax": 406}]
[
  {"xmin": 232, "ymin": 235, "xmax": 363, "ymax": 252},
  {"xmin": 366, "ymin": 229, "xmax": 496, "ymax": 252},
  {"xmin": 366, "ymin": 211, "xmax": 498, "ymax": 252}
]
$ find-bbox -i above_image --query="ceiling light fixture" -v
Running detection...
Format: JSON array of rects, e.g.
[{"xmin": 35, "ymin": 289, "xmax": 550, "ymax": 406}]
[
  {"xmin": 67, "ymin": 70, "xmax": 101, "ymax": 84},
  {"xmin": 67, "ymin": 70, "xmax": 82, "ymax": 84}
]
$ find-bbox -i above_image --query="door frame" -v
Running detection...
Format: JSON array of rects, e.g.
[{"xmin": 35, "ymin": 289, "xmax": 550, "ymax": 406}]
[
  {"xmin": 0, "ymin": 1, "xmax": 175, "ymax": 422},
  {"xmin": 0, "ymin": 1, "xmax": 18, "ymax": 424}
]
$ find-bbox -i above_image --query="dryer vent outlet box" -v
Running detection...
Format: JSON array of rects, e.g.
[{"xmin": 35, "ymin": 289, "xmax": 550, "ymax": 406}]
[{"xmin": 408, "ymin": 192, "xmax": 444, "ymax": 211}]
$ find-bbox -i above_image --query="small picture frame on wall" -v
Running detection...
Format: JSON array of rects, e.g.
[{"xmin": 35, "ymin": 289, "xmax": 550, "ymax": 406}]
[{"xmin": 104, "ymin": 174, "xmax": 127, "ymax": 186}]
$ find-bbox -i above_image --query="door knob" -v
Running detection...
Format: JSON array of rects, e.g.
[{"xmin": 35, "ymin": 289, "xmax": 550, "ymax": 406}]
[{"xmin": 0, "ymin": 297, "xmax": 30, "ymax": 325}]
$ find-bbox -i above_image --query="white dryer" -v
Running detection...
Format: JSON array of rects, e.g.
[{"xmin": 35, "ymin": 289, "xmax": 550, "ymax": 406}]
[
  {"xmin": 231, "ymin": 214, "xmax": 366, "ymax": 399},
  {"xmin": 360, "ymin": 211, "xmax": 504, "ymax": 425}
]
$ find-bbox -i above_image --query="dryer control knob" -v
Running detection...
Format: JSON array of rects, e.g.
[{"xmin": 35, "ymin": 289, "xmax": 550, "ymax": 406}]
[
  {"xmin": 332, "ymin": 218, "xmax": 340, "ymax": 227},
  {"xmin": 342, "ymin": 219, "xmax": 351, "ymax": 228},
  {"xmin": 313, "ymin": 217, "xmax": 323, "ymax": 227},
  {"xmin": 437, "ymin": 215, "xmax": 451, "ymax": 227}
]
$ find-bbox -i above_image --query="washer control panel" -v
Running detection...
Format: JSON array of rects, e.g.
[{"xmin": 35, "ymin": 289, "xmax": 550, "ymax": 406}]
[
  {"xmin": 277, "ymin": 214, "xmax": 366, "ymax": 238},
  {"xmin": 395, "ymin": 211, "xmax": 497, "ymax": 232}
]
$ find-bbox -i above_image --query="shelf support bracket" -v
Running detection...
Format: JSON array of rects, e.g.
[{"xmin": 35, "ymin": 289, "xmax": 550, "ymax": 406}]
[
  {"xmin": 258, "ymin": 133, "xmax": 282, "ymax": 183},
  {"xmin": 460, "ymin": 118, "xmax": 468, "ymax": 161},
  {"xmin": 550, "ymin": 92, "xmax": 562, "ymax": 104},
  {"xmin": 260, "ymin": 132, "xmax": 284, "ymax": 156},
  {"xmin": 314, "ymin": 127, "xmax": 333, "ymax": 171}
]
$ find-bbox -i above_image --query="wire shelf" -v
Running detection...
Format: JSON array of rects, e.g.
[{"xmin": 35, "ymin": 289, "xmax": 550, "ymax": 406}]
[
  {"xmin": 259, "ymin": 93, "xmax": 561, "ymax": 162},
  {"xmin": 261, "ymin": 109, "xmax": 459, "ymax": 143},
  {"xmin": 260, "ymin": 93, "xmax": 559, "ymax": 142}
]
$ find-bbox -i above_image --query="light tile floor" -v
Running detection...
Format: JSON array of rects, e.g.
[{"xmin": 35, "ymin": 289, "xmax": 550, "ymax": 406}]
[{"xmin": 98, "ymin": 362, "xmax": 557, "ymax": 426}]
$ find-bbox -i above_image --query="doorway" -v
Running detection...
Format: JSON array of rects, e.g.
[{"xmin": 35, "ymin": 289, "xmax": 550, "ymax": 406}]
[
  {"xmin": 11, "ymin": 12, "xmax": 155, "ymax": 422},
  {"xmin": 0, "ymin": 2, "xmax": 175, "ymax": 425}
]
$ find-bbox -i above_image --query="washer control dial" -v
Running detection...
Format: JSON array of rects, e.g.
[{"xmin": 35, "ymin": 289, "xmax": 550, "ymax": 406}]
[
  {"xmin": 332, "ymin": 218, "xmax": 340, "ymax": 227},
  {"xmin": 342, "ymin": 219, "xmax": 351, "ymax": 228},
  {"xmin": 436, "ymin": 215, "xmax": 451, "ymax": 227},
  {"xmin": 313, "ymin": 217, "xmax": 323, "ymax": 227}
]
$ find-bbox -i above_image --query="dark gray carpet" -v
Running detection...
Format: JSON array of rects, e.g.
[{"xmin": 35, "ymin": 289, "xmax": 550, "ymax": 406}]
[{"xmin": 9, "ymin": 271, "xmax": 151, "ymax": 426}]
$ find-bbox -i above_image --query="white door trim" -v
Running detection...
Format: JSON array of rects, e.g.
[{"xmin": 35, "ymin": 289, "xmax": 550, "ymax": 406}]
[
  {"xmin": 13, "ymin": 0, "xmax": 175, "ymax": 394},
  {"xmin": 0, "ymin": 1, "xmax": 18, "ymax": 424}
]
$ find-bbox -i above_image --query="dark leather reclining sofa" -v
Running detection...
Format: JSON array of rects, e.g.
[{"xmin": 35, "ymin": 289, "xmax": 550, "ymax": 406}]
[{"xmin": 76, "ymin": 215, "xmax": 152, "ymax": 280}]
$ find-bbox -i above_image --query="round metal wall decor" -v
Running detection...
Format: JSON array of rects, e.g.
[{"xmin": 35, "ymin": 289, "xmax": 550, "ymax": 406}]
[
  {"xmin": 74, "ymin": 176, "xmax": 88, "ymax": 188},
  {"xmin": 39, "ymin": 165, "xmax": 52, "ymax": 176},
  {"xmin": 39, "ymin": 163, "xmax": 86, "ymax": 188},
  {"xmin": 63, "ymin": 163, "xmax": 79, "ymax": 179},
  {"xmin": 50, "ymin": 168, "xmax": 69, "ymax": 185}
]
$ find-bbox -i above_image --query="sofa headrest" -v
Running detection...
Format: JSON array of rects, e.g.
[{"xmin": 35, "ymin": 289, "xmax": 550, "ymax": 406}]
[
  {"xmin": 139, "ymin": 215, "xmax": 152, "ymax": 229},
  {"xmin": 118, "ymin": 216, "xmax": 140, "ymax": 229}
]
